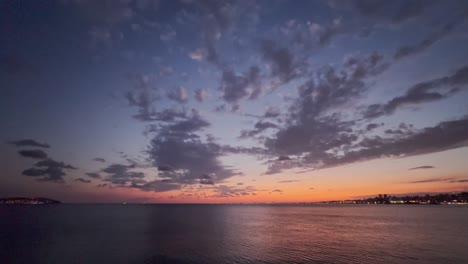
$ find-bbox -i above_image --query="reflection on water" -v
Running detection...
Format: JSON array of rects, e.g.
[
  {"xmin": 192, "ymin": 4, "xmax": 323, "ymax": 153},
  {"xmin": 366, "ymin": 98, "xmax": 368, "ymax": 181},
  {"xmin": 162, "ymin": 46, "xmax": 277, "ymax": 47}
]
[{"xmin": 1, "ymin": 205, "xmax": 467, "ymax": 263}]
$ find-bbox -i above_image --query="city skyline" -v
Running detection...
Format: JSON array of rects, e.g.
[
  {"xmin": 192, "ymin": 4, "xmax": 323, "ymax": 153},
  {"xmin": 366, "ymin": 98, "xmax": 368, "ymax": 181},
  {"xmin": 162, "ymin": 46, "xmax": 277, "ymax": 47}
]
[{"xmin": 1, "ymin": 0, "xmax": 468, "ymax": 203}]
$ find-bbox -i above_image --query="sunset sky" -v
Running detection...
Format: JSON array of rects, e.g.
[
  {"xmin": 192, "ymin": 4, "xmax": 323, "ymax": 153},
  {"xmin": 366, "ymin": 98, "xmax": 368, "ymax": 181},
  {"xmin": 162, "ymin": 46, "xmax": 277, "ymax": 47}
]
[{"xmin": 1, "ymin": 0, "xmax": 468, "ymax": 203}]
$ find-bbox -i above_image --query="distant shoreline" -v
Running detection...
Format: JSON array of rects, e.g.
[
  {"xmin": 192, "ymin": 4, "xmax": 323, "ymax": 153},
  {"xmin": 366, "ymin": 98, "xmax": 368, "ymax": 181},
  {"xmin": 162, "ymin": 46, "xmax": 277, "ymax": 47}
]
[{"xmin": 0, "ymin": 197, "xmax": 60, "ymax": 205}]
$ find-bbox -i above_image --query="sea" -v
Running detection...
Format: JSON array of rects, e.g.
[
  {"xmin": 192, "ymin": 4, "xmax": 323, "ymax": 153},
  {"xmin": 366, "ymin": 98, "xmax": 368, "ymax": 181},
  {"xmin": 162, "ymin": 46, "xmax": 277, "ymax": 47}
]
[{"xmin": 1, "ymin": 204, "xmax": 467, "ymax": 264}]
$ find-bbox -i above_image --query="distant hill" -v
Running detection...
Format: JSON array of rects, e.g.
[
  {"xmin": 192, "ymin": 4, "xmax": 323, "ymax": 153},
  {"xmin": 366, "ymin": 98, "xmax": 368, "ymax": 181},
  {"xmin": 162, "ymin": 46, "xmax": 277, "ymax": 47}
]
[{"xmin": 0, "ymin": 197, "xmax": 61, "ymax": 205}]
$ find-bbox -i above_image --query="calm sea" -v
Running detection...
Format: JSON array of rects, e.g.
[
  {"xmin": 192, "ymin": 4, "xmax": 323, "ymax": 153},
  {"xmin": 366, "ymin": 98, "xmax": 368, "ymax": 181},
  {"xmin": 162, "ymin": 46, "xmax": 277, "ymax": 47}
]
[{"xmin": 1, "ymin": 205, "xmax": 467, "ymax": 263}]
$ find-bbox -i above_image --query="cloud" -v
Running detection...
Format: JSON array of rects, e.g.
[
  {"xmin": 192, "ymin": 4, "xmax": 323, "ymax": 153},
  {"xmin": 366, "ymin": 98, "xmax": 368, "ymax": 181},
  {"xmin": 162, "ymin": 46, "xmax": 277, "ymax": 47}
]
[
  {"xmin": 210, "ymin": 185, "xmax": 258, "ymax": 198},
  {"xmin": 316, "ymin": 116, "xmax": 468, "ymax": 169},
  {"xmin": 270, "ymin": 189, "xmax": 283, "ymax": 194},
  {"xmin": 278, "ymin": 156, "xmax": 291, "ymax": 161},
  {"xmin": 263, "ymin": 106, "xmax": 281, "ymax": 119},
  {"xmin": 394, "ymin": 12, "xmax": 467, "ymax": 60},
  {"xmin": 179, "ymin": 0, "xmax": 258, "ymax": 65},
  {"xmin": 189, "ymin": 48, "xmax": 209, "ymax": 62},
  {"xmin": 136, "ymin": 180, "xmax": 181, "ymax": 192},
  {"xmin": 308, "ymin": 18, "xmax": 342, "ymax": 46},
  {"xmin": 240, "ymin": 121, "xmax": 278, "ymax": 138},
  {"xmin": 93, "ymin": 158, "xmax": 106, "ymax": 163},
  {"xmin": 75, "ymin": 178, "xmax": 91, "ymax": 183},
  {"xmin": 261, "ymin": 40, "xmax": 298, "ymax": 82},
  {"xmin": 160, "ymin": 26, "xmax": 177, "ymax": 41},
  {"xmin": 9, "ymin": 139, "xmax": 50, "ymax": 148},
  {"xmin": 147, "ymin": 111, "xmax": 241, "ymax": 188},
  {"xmin": 366, "ymin": 123, "xmax": 382, "ymax": 131},
  {"xmin": 125, "ymin": 74, "xmax": 161, "ymax": 121},
  {"xmin": 220, "ymin": 66, "xmax": 260, "ymax": 103},
  {"xmin": 22, "ymin": 158, "xmax": 77, "ymax": 183},
  {"xmin": 278, "ymin": 180, "xmax": 300, "ymax": 183},
  {"xmin": 408, "ymin": 177, "xmax": 455, "ymax": 184},
  {"xmin": 409, "ymin": 165, "xmax": 435, "ymax": 170},
  {"xmin": 194, "ymin": 88, "xmax": 208, "ymax": 102},
  {"xmin": 86, "ymin": 172, "xmax": 101, "ymax": 179},
  {"xmin": 101, "ymin": 163, "xmax": 144, "ymax": 186},
  {"xmin": 363, "ymin": 65, "xmax": 468, "ymax": 119},
  {"xmin": 18, "ymin": 149, "xmax": 48, "ymax": 159},
  {"xmin": 265, "ymin": 52, "xmax": 389, "ymax": 160},
  {"xmin": 167, "ymin": 86, "xmax": 189, "ymax": 103}
]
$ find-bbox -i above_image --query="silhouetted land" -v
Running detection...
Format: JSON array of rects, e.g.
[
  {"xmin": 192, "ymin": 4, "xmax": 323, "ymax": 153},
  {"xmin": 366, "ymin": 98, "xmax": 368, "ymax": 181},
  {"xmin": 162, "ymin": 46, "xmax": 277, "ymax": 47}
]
[
  {"xmin": 318, "ymin": 192, "xmax": 468, "ymax": 205},
  {"xmin": 0, "ymin": 197, "xmax": 60, "ymax": 205}
]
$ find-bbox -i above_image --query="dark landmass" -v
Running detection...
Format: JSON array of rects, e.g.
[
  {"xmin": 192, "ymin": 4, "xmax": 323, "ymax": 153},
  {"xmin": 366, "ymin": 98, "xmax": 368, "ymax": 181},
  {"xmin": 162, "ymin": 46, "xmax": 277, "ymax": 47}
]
[
  {"xmin": 0, "ymin": 197, "xmax": 61, "ymax": 205},
  {"xmin": 318, "ymin": 192, "xmax": 468, "ymax": 205}
]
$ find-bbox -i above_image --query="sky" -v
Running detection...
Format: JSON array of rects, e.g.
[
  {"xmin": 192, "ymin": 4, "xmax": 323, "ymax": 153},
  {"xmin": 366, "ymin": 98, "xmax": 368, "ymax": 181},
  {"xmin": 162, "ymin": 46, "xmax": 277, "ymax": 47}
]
[{"xmin": 1, "ymin": 0, "xmax": 468, "ymax": 203}]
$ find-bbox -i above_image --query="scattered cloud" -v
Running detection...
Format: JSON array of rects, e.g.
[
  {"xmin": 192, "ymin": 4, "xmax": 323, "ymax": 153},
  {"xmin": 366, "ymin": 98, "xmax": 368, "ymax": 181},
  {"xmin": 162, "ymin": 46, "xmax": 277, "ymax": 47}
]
[
  {"xmin": 93, "ymin": 158, "xmax": 106, "ymax": 163},
  {"xmin": 278, "ymin": 180, "xmax": 301, "ymax": 183},
  {"xmin": 167, "ymin": 86, "xmax": 189, "ymax": 103},
  {"xmin": 194, "ymin": 88, "xmax": 208, "ymax": 102},
  {"xmin": 18, "ymin": 149, "xmax": 48, "ymax": 159},
  {"xmin": 22, "ymin": 159, "xmax": 77, "ymax": 183},
  {"xmin": 220, "ymin": 66, "xmax": 261, "ymax": 103},
  {"xmin": 394, "ymin": 12, "xmax": 468, "ymax": 60},
  {"xmin": 75, "ymin": 178, "xmax": 91, "ymax": 183},
  {"xmin": 409, "ymin": 165, "xmax": 435, "ymax": 170},
  {"xmin": 9, "ymin": 139, "xmax": 50, "ymax": 148},
  {"xmin": 363, "ymin": 65, "xmax": 468, "ymax": 119},
  {"xmin": 86, "ymin": 172, "xmax": 101, "ymax": 179}
]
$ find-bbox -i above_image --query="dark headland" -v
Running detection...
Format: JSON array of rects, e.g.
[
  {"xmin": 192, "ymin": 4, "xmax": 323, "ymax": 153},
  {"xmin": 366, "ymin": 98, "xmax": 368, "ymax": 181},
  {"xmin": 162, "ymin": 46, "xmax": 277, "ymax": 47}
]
[{"xmin": 0, "ymin": 197, "xmax": 61, "ymax": 205}]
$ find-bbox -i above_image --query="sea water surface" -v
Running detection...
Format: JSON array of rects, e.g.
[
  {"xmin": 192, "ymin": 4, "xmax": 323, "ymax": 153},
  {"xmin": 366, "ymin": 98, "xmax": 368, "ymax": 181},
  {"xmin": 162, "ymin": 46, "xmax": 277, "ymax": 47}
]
[{"xmin": 1, "ymin": 204, "xmax": 467, "ymax": 264}]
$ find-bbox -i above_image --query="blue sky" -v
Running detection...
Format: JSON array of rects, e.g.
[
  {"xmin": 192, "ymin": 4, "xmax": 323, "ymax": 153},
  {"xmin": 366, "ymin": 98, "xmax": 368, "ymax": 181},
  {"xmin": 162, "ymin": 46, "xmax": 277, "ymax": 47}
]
[{"xmin": 1, "ymin": 0, "xmax": 468, "ymax": 203}]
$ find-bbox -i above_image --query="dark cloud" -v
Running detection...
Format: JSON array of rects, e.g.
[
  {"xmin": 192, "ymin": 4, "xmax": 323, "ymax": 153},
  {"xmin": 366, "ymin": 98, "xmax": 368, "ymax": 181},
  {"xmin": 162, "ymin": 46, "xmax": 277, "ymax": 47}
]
[
  {"xmin": 93, "ymin": 158, "xmax": 106, "ymax": 163},
  {"xmin": 9, "ymin": 139, "xmax": 50, "ymax": 148},
  {"xmin": 408, "ymin": 177, "xmax": 455, "ymax": 184},
  {"xmin": 211, "ymin": 185, "xmax": 257, "ymax": 198},
  {"xmin": 265, "ymin": 52, "xmax": 388, "ymax": 158},
  {"xmin": 86, "ymin": 172, "xmax": 101, "ymax": 179},
  {"xmin": 240, "ymin": 121, "xmax": 278, "ymax": 138},
  {"xmin": 450, "ymin": 179, "xmax": 468, "ymax": 183},
  {"xmin": 261, "ymin": 40, "xmax": 298, "ymax": 82},
  {"xmin": 366, "ymin": 123, "xmax": 383, "ymax": 131},
  {"xmin": 220, "ymin": 66, "xmax": 261, "ymax": 103},
  {"xmin": 136, "ymin": 180, "xmax": 181, "ymax": 192},
  {"xmin": 157, "ymin": 165, "xmax": 173, "ymax": 172},
  {"xmin": 148, "ymin": 111, "xmax": 241, "ymax": 188},
  {"xmin": 394, "ymin": 12, "xmax": 467, "ymax": 60},
  {"xmin": 263, "ymin": 106, "xmax": 281, "ymax": 119},
  {"xmin": 75, "ymin": 178, "xmax": 91, "ymax": 183},
  {"xmin": 18, "ymin": 149, "xmax": 48, "ymax": 159},
  {"xmin": 194, "ymin": 88, "xmax": 208, "ymax": 102},
  {"xmin": 363, "ymin": 65, "xmax": 468, "ymax": 119},
  {"xmin": 22, "ymin": 158, "xmax": 77, "ymax": 183},
  {"xmin": 199, "ymin": 178, "xmax": 215, "ymax": 185},
  {"xmin": 125, "ymin": 75, "xmax": 161, "ymax": 121},
  {"xmin": 278, "ymin": 180, "xmax": 300, "ymax": 183},
  {"xmin": 278, "ymin": 156, "xmax": 291, "ymax": 161},
  {"xmin": 101, "ymin": 163, "xmax": 144, "ymax": 186},
  {"xmin": 317, "ymin": 116, "xmax": 468, "ymax": 169},
  {"xmin": 167, "ymin": 86, "xmax": 189, "ymax": 103},
  {"xmin": 409, "ymin": 165, "xmax": 435, "ymax": 170}
]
